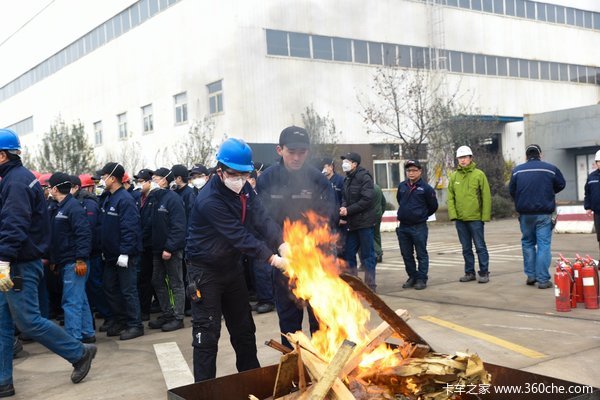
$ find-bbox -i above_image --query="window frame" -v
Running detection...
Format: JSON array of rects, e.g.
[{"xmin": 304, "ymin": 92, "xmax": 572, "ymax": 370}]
[{"xmin": 174, "ymin": 92, "xmax": 188, "ymax": 124}]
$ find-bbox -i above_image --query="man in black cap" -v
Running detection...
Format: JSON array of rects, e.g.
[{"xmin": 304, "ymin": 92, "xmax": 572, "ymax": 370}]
[
  {"xmin": 98, "ymin": 162, "xmax": 144, "ymax": 340},
  {"xmin": 256, "ymin": 126, "xmax": 336, "ymax": 348},
  {"xmin": 509, "ymin": 144, "xmax": 565, "ymax": 289},
  {"xmin": 189, "ymin": 164, "xmax": 210, "ymax": 195},
  {"xmin": 171, "ymin": 164, "xmax": 196, "ymax": 221},
  {"xmin": 339, "ymin": 152, "xmax": 378, "ymax": 291},
  {"xmin": 147, "ymin": 168, "xmax": 187, "ymax": 331},
  {"xmin": 396, "ymin": 160, "xmax": 438, "ymax": 290}
]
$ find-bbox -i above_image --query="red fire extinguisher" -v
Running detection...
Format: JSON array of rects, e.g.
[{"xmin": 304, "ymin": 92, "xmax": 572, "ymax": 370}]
[
  {"xmin": 554, "ymin": 261, "xmax": 571, "ymax": 312},
  {"xmin": 558, "ymin": 254, "xmax": 577, "ymax": 308},
  {"xmin": 581, "ymin": 256, "xmax": 599, "ymax": 310},
  {"xmin": 573, "ymin": 254, "xmax": 585, "ymax": 304}
]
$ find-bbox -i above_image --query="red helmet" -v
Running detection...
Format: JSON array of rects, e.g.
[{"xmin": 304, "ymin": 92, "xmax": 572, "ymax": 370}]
[
  {"xmin": 79, "ymin": 174, "xmax": 95, "ymax": 188},
  {"xmin": 38, "ymin": 173, "xmax": 52, "ymax": 187},
  {"xmin": 30, "ymin": 170, "xmax": 41, "ymax": 179},
  {"xmin": 122, "ymin": 172, "xmax": 130, "ymax": 183}
]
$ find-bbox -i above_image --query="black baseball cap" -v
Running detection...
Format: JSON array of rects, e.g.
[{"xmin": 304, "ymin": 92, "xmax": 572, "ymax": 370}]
[
  {"xmin": 70, "ymin": 175, "xmax": 82, "ymax": 187},
  {"xmin": 404, "ymin": 160, "xmax": 422, "ymax": 170},
  {"xmin": 279, "ymin": 126, "xmax": 310, "ymax": 150},
  {"xmin": 134, "ymin": 169, "xmax": 154, "ymax": 181},
  {"xmin": 340, "ymin": 152, "xmax": 361, "ymax": 165},
  {"xmin": 171, "ymin": 164, "xmax": 189, "ymax": 179},
  {"xmin": 48, "ymin": 172, "xmax": 73, "ymax": 189},
  {"xmin": 154, "ymin": 167, "xmax": 174, "ymax": 183},
  {"xmin": 97, "ymin": 162, "xmax": 125, "ymax": 180},
  {"xmin": 189, "ymin": 164, "xmax": 209, "ymax": 176}
]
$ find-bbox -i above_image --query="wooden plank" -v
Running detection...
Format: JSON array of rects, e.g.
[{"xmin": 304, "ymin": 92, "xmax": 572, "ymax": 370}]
[
  {"xmin": 297, "ymin": 345, "xmax": 307, "ymax": 393},
  {"xmin": 273, "ymin": 352, "xmax": 299, "ymax": 398},
  {"xmin": 300, "ymin": 340, "xmax": 356, "ymax": 400},
  {"xmin": 299, "ymin": 346, "xmax": 355, "ymax": 400}
]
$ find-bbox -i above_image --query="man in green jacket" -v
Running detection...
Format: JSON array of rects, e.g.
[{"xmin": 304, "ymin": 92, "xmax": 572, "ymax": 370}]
[{"xmin": 447, "ymin": 146, "xmax": 492, "ymax": 283}]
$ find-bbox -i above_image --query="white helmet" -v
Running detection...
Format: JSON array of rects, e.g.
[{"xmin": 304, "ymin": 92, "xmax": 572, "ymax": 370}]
[
  {"xmin": 456, "ymin": 146, "xmax": 473, "ymax": 158},
  {"xmin": 596, "ymin": 149, "xmax": 600, "ymax": 161}
]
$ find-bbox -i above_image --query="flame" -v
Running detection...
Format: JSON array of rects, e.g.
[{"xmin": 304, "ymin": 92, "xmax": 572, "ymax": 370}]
[{"xmin": 283, "ymin": 212, "xmax": 397, "ymax": 366}]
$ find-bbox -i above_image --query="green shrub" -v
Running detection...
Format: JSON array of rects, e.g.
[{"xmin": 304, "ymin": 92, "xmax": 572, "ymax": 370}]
[{"xmin": 492, "ymin": 195, "xmax": 514, "ymax": 219}]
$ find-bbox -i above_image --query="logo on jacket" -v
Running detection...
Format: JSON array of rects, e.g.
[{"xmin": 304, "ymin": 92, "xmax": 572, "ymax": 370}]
[
  {"xmin": 56, "ymin": 211, "xmax": 68, "ymax": 219},
  {"xmin": 292, "ymin": 190, "xmax": 313, "ymax": 199},
  {"xmin": 158, "ymin": 204, "xmax": 169, "ymax": 213}
]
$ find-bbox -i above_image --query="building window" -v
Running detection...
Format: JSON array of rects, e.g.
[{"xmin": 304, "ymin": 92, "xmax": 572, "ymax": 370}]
[
  {"xmin": 332, "ymin": 38, "xmax": 352, "ymax": 62},
  {"xmin": 174, "ymin": 92, "xmax": 188, "ymax": 124},
  {"xmin": 266, "ymin": 29, "xmax": 288, "ymax": 56},
  {"xmin": 117, "ymin": 113, "xmax": 127, "ymax": 140},
  {"xmin": 94, "ymin": 121, "xmax": 103, "ymax": 146},
  {"xmin": 5, "ymin": 116, "xmax": 34, "ymax": 137},
  {"xmin": 373, "ymin": 161, "xmax": 402, "ymax": 190},
  {"xmin": 353, "ymin": 40, "xmax": 368, "ymax": 63},
  {"xmin": 142, "ymin": 104, "xmax": 153, "ymax": 133},
  {"xmin": 289, "ymin": 32, "xmax": 310, "ymax": 58},
  {"xmin": 312, "ymin": 35, "xmax": 332, "ymax": 60},
  {"xmin": 208, "ymin": 81, "xmax": 223, "ymax": 114}
]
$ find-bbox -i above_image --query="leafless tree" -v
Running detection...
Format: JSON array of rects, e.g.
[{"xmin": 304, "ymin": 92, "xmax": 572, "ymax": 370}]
[
  {"xmin": 100, "ymin": 138, "xmax": 145, "ymax": 175},
  {"xmin": 166, "ymin": 116, "xmax": 220, "ymax": 167},
  {"xmin": 301, "ymin": 104, "xmax": 342, "ymax": 161}
]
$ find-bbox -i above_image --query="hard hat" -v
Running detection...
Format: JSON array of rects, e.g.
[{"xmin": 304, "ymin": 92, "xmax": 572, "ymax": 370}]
[
  {"xmin": 38, "ymin": 173, "xmax": 52, "ymax": 187},
  {"xmin": 456, "ymin": 146, "xmax": 473, "ymax": 158},
  {"xmin": 122, "ymin": 172, "xmax": 130, "ymax": 184},
  {"xmin": 30, "ymin": 170, "xmax": 41, "ymax": 179},
  {"xmin": 78, "ymin": 174, "xmax": 95, "ymax": 188},
  {"xmin": 0, "ymin": 128, "xmax": 21, "ymax": 151},
  {"xmin": 596, "ymin": 150, "xmax": 600, "ymax": 161},
  {"xmin": 216, "ymin": 138, "xmax": 254, "ymax": 172}
]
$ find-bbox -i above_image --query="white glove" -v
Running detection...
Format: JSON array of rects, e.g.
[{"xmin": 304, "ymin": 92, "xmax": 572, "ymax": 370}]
[
  {"xmin": 0, "ymin": 261, "xmax": 14, "ymax": 292},
  {"xmin": 278, "ymin": 242, "xmax": 291, "ymax": 259},
  {"xmin": 269, "ymin": 255, "xmax": 288, "ymax": 271},
  {"xmin": 117, "ymin": 254, "xmax": 129, "ymax": 268}
]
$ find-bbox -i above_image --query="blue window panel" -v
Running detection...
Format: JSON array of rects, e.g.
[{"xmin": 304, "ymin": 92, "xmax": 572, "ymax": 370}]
[
  {"xmin": 566, "ymin": 8, "xmax": 575, "ymax": 25},
  {"xmin": 472, "ymin": 0, "xmax": 482, "ymax": 11},
  {"xmin": 559, "ymin": 63, "xmax": 569, "ymax": 81},
  {"xmin": 515, "ymin": 0, "xmax": 525, "ymax": 17},
  {"xmin": 140, "ymin": 0, "xmax": 149, "ymax": 22},
  {"xmin": 482, "ymin": 0, "xmax": 492, "ymax": 13},
  {"xmin": 383, "ymin": 44, "xmax": 397, "ymax": 66},
  {"xmin": 518, "ymin": 59, "xmax": 529, "ymax": 78},
  {"xmin": 312, "ymin": 35, "xmax": 332, "ymax": 60},
  {"xmin": 546, "ymin": 4, "xmax": 556, "ymax": 23},
  {"xmin": 332, "ymin": 38, "xmax": 352, "ymax": 62},
  {"xmin": 493, "ymin": 0, "xmax": 504, "ymax": 14},
  {"xmin": 584, "ymin": 11, "xmax": 593, "ymax": 29},
  {"xmin": 525, "ymin": 1, "xmax": 535, "ymax": 20},
  {"xmin": 289, "ymin": 33, "xmax": 310, "ymax": 58},
  {"xmin": 462, "ymin": 53, "xmax": 474, "ymax": 73},
  {"xmin": 529, "ymin": 60, "xmax": 539, "ymax": 79},
  {"xmin": 149, "ymin": 0, "xmax": 159, "ymax": 16},
  {"xmin": 536, "ymin": 3, "xmax": 546, "ymax": 22},
  {"xmin": 549, "ymin": 62, "xmax": 559, "ymax": 80},
  {"xmin": 130, "ymin": 3, "xmax": 140, "ymax": 28},
  {"xmin": 412, "ymin": 47, "xmax": 425, "ymax": 68},
  {"xmin": 475, "ymin": 54, "xmax": 486, "ymax": 74},
  {"xmin": 486, "ymin": 56, "xmax": 497, "ymax": 75},
  {"xmin": 447, "ymin": 0, "xmax": 458, "ymax": 6},
  {"xmin": 505, "ymin": 0, "xmax": 515, "ymax": 16},
  {"xmin": 354, "ymin": 40, "xmax": 368, "ymax": 63},
  {"xmin": 556, "ymin": 6, "xmax": 565, "ymax": 24},
  {"xmin": 459, "ymin": 0, "xmax": 470, "ymax": 8},
  {"xmin": 121, "ymin": 10, "xmax": 131, "ymax": 33},
  {"xmin": 266, "ymin": 30, "xmax": 288, "ymax": 56},
  {"xmin": 508, "ymin": 58, "xmax": 519, "ymax": 77},
  {"xmin": 398, "ymin": 45, "xmax": 411, "ymax": 67},
  {"xmin": 539, "ymin": 61, "xmax": 550, "ymax": 80},
  {"xmin": 569, "ymin": 65, "xmax": 578, "ymax": 82},
  {"xmin": 497, "ymin": 57, "xmax": 508, "ymax": 76},
  {"xmin": 575, "ymin": 9, "xmax": 584, "ymax": 27},
  {"xmin": 578, "ymin": 66, "xmax": 587, "ymax": 83},
  {"xmin": 594, "ymin": 13, "xmax": 600, "ymax": 30},
  {"xmin": 368, "ymin": 42, "xmax": 382, "ymax": 65},
  {"xmin": 449, "ymin": 51, "xmax": 462, "ymax": 72}
]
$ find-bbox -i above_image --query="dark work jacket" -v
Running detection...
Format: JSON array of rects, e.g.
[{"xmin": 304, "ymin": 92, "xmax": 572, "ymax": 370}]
[
  {"xmin": 49, "ymin": 194, "xmax": 92, "ymax": 265},
  {"xmin": 584, "ymin": 169, "xmax": 600, "ymax": 213},
  {"xmin": 174, "ymin": 184, "xmax": 196, "ymax": 225},
  {"xmin": 396, "ymin": 178, "xmax": 438, "ymax": 226},
  {"xmin": 151, "ymin": 189, "xmax": 186, "ymax": 254},
  {"xmin": 127, "ymin": 185, "xmax": 142, "ymax": 208},
  {"xmin": 0, "ymin": 160, "xmax": 50, "ymax": 263},
  {"xmin": 342, "ymin": 166, "xmax": 377, "ymax": 231},
  {"xmin": 256, "ymin": 161, "xmax": 337, "ymax": 228},
  {"xmin": 100, "ymin": 186, "xmax": 142, "ymax": 263},
  {"xmin": 75, "ymin": 190, "xmax": 101, "ymax": 255},
  {"xmin": 329, "ymin": 173, "xmax": 345, "ymax": 208},
  {"xmin": 140, "ymin": 190, "xmax": 157, "ymax": 250},
  {"xmin": 185, "ymin": 175, "xmax": 282, "ymax": 268},
  {"xmin": 509, "ymin": 158, "xmax": 566, "ymax": 214}
]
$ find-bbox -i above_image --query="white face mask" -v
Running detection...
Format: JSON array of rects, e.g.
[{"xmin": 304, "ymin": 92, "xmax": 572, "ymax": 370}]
[
  {"xmin": 322, "ymin": 168, "xmax": 328, "ymax": 175},
  {"xmin": 133, "ymin": 183, "xmax": 142, "ymax": 191},
  {"xmin": 191, "ymin": 177, "xmax": 206, "ymax": 189},
  {"xmin": 150, "ymin": 181, "xmax": 160, "ymax": 191},
  {"xmin": 169, "ymin": 181, "xmax": 177, "ymax": 190},
  {"xmin": 223, "ymin": 176, "xmax": 246, "ymax": 194},
  {"xmin": 99, "ymin": 178, "xmax": 107, "ymax": 188},
  {"xmin": 342, "ymin": 160, "xmax": 352, "ymax": 172}
]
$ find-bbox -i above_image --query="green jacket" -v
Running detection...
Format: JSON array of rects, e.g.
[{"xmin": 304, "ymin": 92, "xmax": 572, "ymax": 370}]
[
  {"xmin": 447, "ymin": 162, "xmax": 491, "ymax": 222},
  {"xmin": 373, "ymin": 184, "xmax": 386, "ymax": 219}
]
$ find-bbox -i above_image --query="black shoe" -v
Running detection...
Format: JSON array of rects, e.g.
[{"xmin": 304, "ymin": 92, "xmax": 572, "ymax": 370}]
[
  {"xmin": 414, "ymin": 280, "xmax": 427, "ymax": 290},
  {"xmin": 18, "ymin": 333, "xmax": 33, "ymax": 343},
  {"xmin": 0, "ymin": 383, "xmax": 15, "ymax": 397},
  {"xmin": 537, "ymin": 281, "xmax": 552, "ymax": 289},
  {"xmin": 71, "ymin": 344, "xmax": 97, "ymax": 384},
  {"xmin": 257, "ymin": 302, "xmax": 275, "ymax": 314},
  {"xmin": 459, "ymin": 273, "xmax": 476, "ymax": 282},
  {"xmin": 13, "ymin": 337, "xmax": 23, "ymax": 358},
  {"xmin": 161, "ymin": 319, "xmax": 184, "ymax": 332},
  {"xmin": 106, "ymin": 323, "xmax": 126, "ymax": 337},
  {"xmin": 402, "ymin": 278, "xmax": 416, "ymax": 289},
  {"xmin": 526, "ymin": 277, "xmax": 537, "ymax": 285},
  {"xmin": 81, "ymin": 336, "xmax": 96, "ymax": 344},
  {"xmin": 478, "ymin": 274, "xmax": 489, "ymax": 284},
  {"xmin": 141, "ymin": 313, "xmax": 150, "ymax": 322},
  {"xmin": 184, "ymin": 309, "xmax": 192, "ymax": 317},
  {"xmin": 98, "ymin": 320, "xmax": 112, "ymax": 333},
  {"xmin": 148, "ymin": 316, "xmax": 171, "ymax": 329},
  {"xmin": 120, "ymin": 327, "xmax": 144, "ymax": 340}
]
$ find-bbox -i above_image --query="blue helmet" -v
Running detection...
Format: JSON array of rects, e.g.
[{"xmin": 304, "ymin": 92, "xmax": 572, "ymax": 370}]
[
  {"xmin": 0, "ymin": 129, "xmax": 21, "ymax": 151},
  {"xmin": 216, "ymin": 138, "xmax": 254, "ymax": 172}
]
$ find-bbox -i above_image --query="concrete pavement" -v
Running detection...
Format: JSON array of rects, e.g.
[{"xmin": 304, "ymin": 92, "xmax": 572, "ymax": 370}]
[{"xmin": 9, "ymin": 218, "xmax": 600, "ymax": 399}]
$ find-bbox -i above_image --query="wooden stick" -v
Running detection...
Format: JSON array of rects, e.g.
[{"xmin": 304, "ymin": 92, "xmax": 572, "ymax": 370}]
[
  {"xmin": 266, "ymin": 339, "xmax": 293, "ymax": 354},
  {"xmin": 297, "ymin": 345, "xmax": 355, "ymax": 400},
  {"xmin": 300, "ymin": 340, "xmax": 356, "ymax": 400},
  {"xmin": 297, "ymin": 345, "xmax": 307, "ymax": 393},
  {"xmin": 273, "ymin": 352, "xmax": 299, "ymax": 398}
]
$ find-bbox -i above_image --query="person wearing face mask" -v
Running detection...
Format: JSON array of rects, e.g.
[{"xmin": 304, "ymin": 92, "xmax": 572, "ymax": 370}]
[
  {"xmin": 171, "ymin": 164, "xmax": 196, "ymax": 224},
  {"xmin": 185, "ymin": 138, "xmax": 288, "ymax": 382},
  {"xmin": 134, "ymin": 169, "xmax": 157, "ymax": 321},
  {"xmin": 0, "ymin": 130, "xmax": 97, "ymax": 398},
  {"xmin": 122, "ymin": 172, "xmax": 141, "ymax": 208},
  {"xmin": 256, "ymin": 126, "xmax": 337, "ymax": 349},
  {"xmin": 70, "ymin": 175, "xmax": 112, "ymax": 329},
  {"xmin": 318, "ymin": 157, "xmax": 346, "ymax": 259},
  {"xmin": 97, "ymin": 162, "xmax": 144, "ymax": 340},
  {"xmin": 339, "ymin": 152, "xmax": 378, "ymax": 291},
  {"xmin": 146, "ymin": 168, "xmax": 187, "ymax": 332},
  {"xmin": 189, "ymin": 164, "xmax": 209, "ymax": 195}
]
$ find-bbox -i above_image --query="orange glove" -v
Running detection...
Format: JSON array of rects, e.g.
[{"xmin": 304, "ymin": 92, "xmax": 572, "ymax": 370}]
[{"xmin": 75, "ymin": 259, "xmax": 87, "ymax": 277}]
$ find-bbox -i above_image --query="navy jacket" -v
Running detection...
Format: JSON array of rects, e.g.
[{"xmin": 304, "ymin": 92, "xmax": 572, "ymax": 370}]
[
  {"xmin": 127, "ymin": 185, "xmax": 142, "ymax": 208},
  {"xmin": 396, "ymin": 178, "xmax": 438, "ymax": 225},
  {"xmin": 0, "ymin": 160, "xmax": 50, "ymax": 263},
  {"xmin": 257, "ymin": 162, "xmax": 337, "ymax": 227},
  {"xmin": 584, "ymin": 169, "xmax": 600, "ymax": 213},
  {"xmin": 186, "ymin": 175, "xmax": 282, "ymax": 267},
  {"xmin": 75, "ymin": 190, "xmax": 101, "ymax": 255},
  {"xmin": 342, "ymin": 166, "xmax": 377, "ymax": 231},
  {"xmin": 174, "ymin": 184, "xmax": 196, "ymax": 223},
  {"xmin": 329, "ymin": 173, "xmax": 345, "ymax": 208},
  {"xmin": 49, "ymin": 194, "xmax": 92, "ymax": 265},
  {"xmin": 509, "ymin": 158, "xmax": 566, "ymax": 214},
  {"xmin": 100, "ymin": 186, "xmax": 142, "ymax": 262},
  {"xmin": 139, "ymin": 190, "xmax": 156, "ymax": 250},
  {"xmin": 151, "ymin": 189, "xmax": 187, "ymax": 254}
]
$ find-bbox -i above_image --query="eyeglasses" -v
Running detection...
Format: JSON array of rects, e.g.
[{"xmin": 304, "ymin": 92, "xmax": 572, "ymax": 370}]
[
  {"xmin": 223, "ymin": 169, "xmax": 250, "ymax": 179},
  {"xmin": 406, "ymin": 169, "xmax": 420, "ymax": 173}
]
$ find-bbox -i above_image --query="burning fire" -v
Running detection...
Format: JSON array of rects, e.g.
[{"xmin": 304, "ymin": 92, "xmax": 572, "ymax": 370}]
[{"xmin": 282, "ymin": 212, "xmax": 400, "ymax": 368}]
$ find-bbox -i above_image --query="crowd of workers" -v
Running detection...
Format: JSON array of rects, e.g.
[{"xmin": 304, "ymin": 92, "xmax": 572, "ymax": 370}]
[{"xmin": 1, "ymin": 124, "xmax": 599, "ymax": 396}]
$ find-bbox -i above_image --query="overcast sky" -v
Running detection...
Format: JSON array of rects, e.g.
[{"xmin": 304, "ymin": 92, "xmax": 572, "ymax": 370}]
[{"xmin": 0, "ymin": 0, "xmax": 51, "ymax": 47}]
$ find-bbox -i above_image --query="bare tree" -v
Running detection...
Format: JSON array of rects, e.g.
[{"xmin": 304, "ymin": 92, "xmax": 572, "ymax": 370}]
[
  {"xmin": 166, "ymin": 116, "xmax": 219, "ymax": 167},
  {"xmin": 100, "ymin": 138, "xmax": 145, "ymax": 175},
  {"xmin": 31, "ymin": 118, "xmax": 96, "ymax": 174},
  {"xmin": 301, "ymin": 104, "xmax": 341, "ymax": 160}
]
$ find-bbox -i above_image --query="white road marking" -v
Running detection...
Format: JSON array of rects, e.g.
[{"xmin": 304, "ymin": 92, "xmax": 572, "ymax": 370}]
[{"xmin": 153, "ymin": 342, "xmax": 194, "ymax": 390}]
